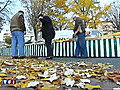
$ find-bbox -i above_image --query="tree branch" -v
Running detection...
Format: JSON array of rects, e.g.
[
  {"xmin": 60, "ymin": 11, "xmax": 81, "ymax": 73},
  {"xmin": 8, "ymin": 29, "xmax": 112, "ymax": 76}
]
[{"xmin": 0, "ymin": 0, "xmax": 11, "ymax": 13}]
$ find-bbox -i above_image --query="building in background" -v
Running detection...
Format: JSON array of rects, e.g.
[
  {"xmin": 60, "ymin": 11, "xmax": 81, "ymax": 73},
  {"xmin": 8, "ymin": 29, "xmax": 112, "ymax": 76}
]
[{"xmin": 97, "ymin": 21, "xmax": 115, "ymax": 33}]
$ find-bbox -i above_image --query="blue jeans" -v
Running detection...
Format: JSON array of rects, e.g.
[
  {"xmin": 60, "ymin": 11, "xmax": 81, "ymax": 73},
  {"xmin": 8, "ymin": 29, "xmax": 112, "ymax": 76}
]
[
  {"xmin": 12, "ymin": 30, "xmax": 25, "ymax": 57},
  {"xmin": 75, "ymin": 33, "xmax": 88, "ymax": 57}
]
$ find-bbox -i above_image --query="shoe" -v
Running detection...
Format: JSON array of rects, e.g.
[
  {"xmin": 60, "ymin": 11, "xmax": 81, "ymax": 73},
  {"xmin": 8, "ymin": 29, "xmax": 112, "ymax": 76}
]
[
  {"xmin": 18, "ymin": 56, "xmax": 26, "ymax": 59},
  {"xmin": 30, "ymin": 55, "xmax": 38, "ymax": 59},
  {"xmin": 72, "ymin": 56, "xmax": 79, "ymax": 58},
  {"xmin": 12, "ymin": 56, "xmax": 18, "ymax": 59},
  {"xmin": 80, "ymin": 57, "xmax": 89, "ymax": 59},
  {"xmin": 46, "ymin": 57, "xmax": 53, "ymax": 60}
]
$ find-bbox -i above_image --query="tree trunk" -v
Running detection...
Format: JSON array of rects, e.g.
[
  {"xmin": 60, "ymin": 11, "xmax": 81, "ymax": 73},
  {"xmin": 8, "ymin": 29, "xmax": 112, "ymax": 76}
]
[{"xmin": 33, "ymin": 27, "xmax": 37, "ymax": 41}]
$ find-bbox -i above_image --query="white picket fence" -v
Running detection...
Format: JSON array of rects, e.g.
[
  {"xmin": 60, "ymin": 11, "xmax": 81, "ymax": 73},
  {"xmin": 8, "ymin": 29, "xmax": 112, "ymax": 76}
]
[{"xmin": 1, "ymin": 38, "xmax": 120, "ymax": 57}]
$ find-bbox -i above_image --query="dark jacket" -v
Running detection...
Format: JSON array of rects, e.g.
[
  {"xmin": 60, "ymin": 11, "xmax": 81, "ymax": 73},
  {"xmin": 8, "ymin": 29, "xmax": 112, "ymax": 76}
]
[
  {"xmin": 73, "ymin": 17, "xmax": 86, "ymax": 35},
  {"xmin": 40, "ymin": 16, "xmax": 55, "ymax": 40},
  {"xmin": 10, "ymin": 12, "xmax": 26, "ymax": 32}
]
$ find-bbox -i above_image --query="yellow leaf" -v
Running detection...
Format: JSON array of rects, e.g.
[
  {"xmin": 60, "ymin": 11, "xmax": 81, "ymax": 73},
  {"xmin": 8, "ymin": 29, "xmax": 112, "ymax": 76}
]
[
  {"xmin": 85, "ymin": 84, "xmax": 100, "ymax": 89},
  {"xmin": 52, "ymin": 79, "xmax": 61, "ymax": 85},
  {"xmin": 0, "ymin": 73, "xmax": 7, "ymax": 77},
  {"xmin": 0, "ymin": 77, "xmax": 2, "ymax": 82},
  {"xmin": 29, "ymin": 73, "xmax": 36, "ymax": 80},
  {"xmin": 55, "ymin": 0, "xmax": 65, "ymax": 8},
  {"xmin": 13, "ymin": 83, "xmax": 21, "ymax": 88},
  {"xmin": 41, "ymin": 87, "xmax": 57, "ymax": 90},
  {"xmin": 75, "ymin": 70, "xmax": 81, "ymax": 73},
  {"xmin": 41, "ymin": 67, "xmax": 49, "ymax": 71},
  {"xmin": 20, "ymin": 80, "xmax": 30, "ymax": 88},
  {"xmin": 104, "ymin": 5, "xmax": 111, "ymax": 10},
  {"xmin": 6, "ymin": 69, "xmax": 16, "ymax": 74},
  {"xmin": 41, "ymin": 78, "xmax": 48, "ymax": 81}
]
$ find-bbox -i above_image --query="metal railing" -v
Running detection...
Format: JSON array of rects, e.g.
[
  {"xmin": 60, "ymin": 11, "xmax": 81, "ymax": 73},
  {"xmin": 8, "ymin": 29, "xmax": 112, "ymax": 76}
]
[{"xmin": 1, "ymin": 38, "xmax": 120, "ymax": 57}]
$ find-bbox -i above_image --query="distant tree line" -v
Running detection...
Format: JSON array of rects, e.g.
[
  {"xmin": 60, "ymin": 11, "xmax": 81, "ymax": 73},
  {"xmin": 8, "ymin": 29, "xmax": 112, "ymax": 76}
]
[{"xmin": 2, "ymin": 0, "xmax": 120, "ymax": 44}]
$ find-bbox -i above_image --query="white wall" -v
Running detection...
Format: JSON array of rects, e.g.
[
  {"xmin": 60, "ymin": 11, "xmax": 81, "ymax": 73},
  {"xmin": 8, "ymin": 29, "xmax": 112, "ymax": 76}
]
[{"xmin": 54, "ymin": 30, "xmax": 74, "ymax": 40}]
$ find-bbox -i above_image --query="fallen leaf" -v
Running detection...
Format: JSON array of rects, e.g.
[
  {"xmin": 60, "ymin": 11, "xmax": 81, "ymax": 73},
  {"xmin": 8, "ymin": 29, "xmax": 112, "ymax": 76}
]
[
  {"xmin": 0, "ymin": 73, "xmax": 7, "ymax": 77},
  {"xmin": 85, "ymin": 84, "xmax": 100, "ymax": 90}
]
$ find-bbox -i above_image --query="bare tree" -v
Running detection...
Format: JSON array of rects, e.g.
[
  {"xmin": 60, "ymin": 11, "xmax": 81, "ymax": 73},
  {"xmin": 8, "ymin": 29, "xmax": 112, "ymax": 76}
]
[
  {"xmin": 105, "ymin": 1, "xmax": 120, "ymax": 31},
  {"xmin": 0, "ymin": 0, "xmax": 12, "ymax": 31}
]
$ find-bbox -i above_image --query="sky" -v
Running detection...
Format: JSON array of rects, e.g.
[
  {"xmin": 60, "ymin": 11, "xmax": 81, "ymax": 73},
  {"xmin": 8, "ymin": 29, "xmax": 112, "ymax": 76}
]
[
  {"xmin": 100, "ymin": 0, "xmax": 120, "ymax": 6},
  {"xmin": 0, "ymin": 0, "xmax": 119, "ymax": 41}
]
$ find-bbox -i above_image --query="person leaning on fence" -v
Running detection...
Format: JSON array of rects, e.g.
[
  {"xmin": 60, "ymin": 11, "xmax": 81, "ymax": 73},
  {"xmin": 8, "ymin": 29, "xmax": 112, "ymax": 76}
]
[
  {"xmin": 38, "ymin": 14, "xmax": 55, "ymax": 60},
  {"xmin": 10, "ymin": 10, "xmax": 26, "ymax": 59},
  {"xmin": 73, "ymin": 16, "xmax": 88, "ymax": 58}
]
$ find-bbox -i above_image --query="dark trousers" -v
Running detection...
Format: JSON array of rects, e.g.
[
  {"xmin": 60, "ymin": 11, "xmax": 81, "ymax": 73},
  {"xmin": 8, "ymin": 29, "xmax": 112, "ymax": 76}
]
[{"xmin": 45, "ymin": 39, "xmax": 53, "ymax": 57}]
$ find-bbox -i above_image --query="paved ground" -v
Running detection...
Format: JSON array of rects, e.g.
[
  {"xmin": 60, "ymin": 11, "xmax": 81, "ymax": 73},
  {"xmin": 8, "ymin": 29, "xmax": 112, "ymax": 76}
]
[
  {"xmin": 39, "ymin": 57, "xmax": 120, "ymax": 90},
  {"xmin": 38, "ymin": 57, "xmax": 120, "ymax": 70},
  {"xmin": 0, "ymin": 57, "xmax": 120, "ymax": 90},
  {"xmin": 54, "ymin": 57, "xmax": 120, "ymax": 70}
]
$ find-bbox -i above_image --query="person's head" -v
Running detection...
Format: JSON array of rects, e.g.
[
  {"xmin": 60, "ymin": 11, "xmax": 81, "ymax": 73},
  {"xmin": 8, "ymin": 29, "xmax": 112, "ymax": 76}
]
[
  {"xmin": 38, "ymin": 14, "xmax": 44, "ymax": 19},
  {"xmin": 18, "ymin": 10, "xmax": 24, "ymax": 14},
  {"xmin": 73, "ymin": 16, "xmax": 77, "ymax": 21}
]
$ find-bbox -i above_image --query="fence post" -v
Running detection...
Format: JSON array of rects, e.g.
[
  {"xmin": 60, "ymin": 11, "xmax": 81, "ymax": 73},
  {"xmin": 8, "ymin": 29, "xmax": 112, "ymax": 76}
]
[{"xmin": 117, "ymin": 38, "xmax": 120, "ymax": 57}]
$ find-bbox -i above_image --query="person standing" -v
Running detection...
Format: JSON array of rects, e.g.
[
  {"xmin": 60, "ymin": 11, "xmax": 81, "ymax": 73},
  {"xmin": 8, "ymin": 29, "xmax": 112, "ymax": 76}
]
[
  {"xmin": 10, "ymin": 10, "xmax": 26, "ymax": 59},
  {"xmin": 73, "ymin": 16, "xmax": 88, "ymax": 58},
  {"xmin": 38, "ymin": 14, "xmax": 55, "ymax": 59}
]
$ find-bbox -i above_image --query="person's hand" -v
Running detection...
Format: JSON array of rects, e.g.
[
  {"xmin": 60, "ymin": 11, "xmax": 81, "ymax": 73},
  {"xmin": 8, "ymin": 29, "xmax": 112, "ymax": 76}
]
[
  {"xmin": 39, "ymin": 16, "xmax": 43, "ymax": 19},
  {"xmin": 24, "ymin": 31, "xmax": 26, "ymax": 35}
]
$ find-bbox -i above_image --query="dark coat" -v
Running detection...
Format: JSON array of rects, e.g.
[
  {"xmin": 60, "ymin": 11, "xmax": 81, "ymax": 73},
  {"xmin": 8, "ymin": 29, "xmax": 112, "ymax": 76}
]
[
  {"xmin": 40, "ymin": 16, "xmax": 55, "ymax": 40},
  {"xmin": 73, "ymin": 17, "xmax": 86, "ymax": 35}
]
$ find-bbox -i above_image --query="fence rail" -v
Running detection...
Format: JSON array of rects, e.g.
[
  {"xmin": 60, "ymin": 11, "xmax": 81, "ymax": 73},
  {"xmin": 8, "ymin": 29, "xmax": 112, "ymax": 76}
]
[{"xmin": 1, "ymin": 38, "xmax": 120, "ymax": 57}]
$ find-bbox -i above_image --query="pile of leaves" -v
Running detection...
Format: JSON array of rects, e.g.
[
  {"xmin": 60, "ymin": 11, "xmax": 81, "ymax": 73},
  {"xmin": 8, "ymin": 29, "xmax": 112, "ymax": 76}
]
[{"xmin": 0, "ymin": 58, "xmax": 119, "ymax": 89}]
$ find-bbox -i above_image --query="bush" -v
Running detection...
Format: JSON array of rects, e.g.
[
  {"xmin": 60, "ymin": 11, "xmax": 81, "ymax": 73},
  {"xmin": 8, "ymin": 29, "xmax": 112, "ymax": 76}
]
[{"xmin": 4, "ymin": 36, "xmax": 11, "ymax": 45}]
